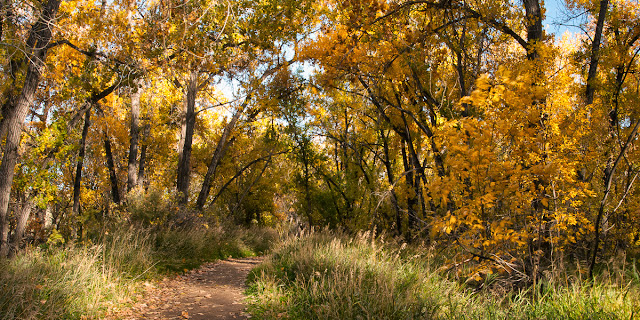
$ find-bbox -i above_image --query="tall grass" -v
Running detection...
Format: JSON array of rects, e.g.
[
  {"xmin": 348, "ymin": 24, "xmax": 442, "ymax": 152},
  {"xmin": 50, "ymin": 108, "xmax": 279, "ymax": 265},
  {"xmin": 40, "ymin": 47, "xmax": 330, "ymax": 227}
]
[
  {"xmin": 0, "ymin": 224, "xmax": 280, "ymax": 320},
  {"xmin": 0, "ymin": 245, "xmax": 135, "ymax": 319},
  {"xmin": 153, "ymin": 224, "xmax": 279, "ymax": 272},
  {"xmin": 246, "ymin": 230, "xmax": 640, "ymax": 319}
]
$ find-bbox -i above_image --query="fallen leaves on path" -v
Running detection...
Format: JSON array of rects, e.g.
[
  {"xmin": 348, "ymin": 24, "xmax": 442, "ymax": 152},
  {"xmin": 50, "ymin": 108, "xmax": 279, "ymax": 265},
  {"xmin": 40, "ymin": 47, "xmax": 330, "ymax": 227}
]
[{"xmin": 109, "ymin": 257, "xmax": 263, "ymax": 320}]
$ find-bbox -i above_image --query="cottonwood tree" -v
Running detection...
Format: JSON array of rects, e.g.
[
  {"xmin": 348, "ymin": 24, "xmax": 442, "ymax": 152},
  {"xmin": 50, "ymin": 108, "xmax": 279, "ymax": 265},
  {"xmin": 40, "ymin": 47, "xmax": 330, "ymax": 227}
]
[{"xmin": 0, "ymin": 0, "xmax": 61, "ymax": 257}]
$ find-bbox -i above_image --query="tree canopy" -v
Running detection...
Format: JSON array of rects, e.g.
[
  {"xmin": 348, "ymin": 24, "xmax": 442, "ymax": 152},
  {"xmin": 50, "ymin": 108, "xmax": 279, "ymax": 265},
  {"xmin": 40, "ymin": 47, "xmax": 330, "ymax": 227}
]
[{"xmin": 1, "ymin": 0, "xmax": 639, "ymax": 282}]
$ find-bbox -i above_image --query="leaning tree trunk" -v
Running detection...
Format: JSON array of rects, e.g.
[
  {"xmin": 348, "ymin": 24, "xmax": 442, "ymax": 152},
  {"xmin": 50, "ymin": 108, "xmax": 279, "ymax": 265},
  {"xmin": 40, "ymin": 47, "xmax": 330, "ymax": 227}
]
[
  {"xmin": 176, "ymin": 71, "xmax": 198, "ymax": 204},
  {"xmin": 196, "ymin": 106, "xmax": 245, "ymax": 210},
  {"xmin": 589, "ymin": 121, "xmax": 640, "ymax": 278},
  {"xmin": 0, "ymin": 0, "xmax": 60, "ymax": 257},
  {"xmin": 231, "ymin": 154, "xmax": 272, "ymax": 220},
  {"xmin": 195, "ymin": 135, "xmax": 234, "ymax": 210}
]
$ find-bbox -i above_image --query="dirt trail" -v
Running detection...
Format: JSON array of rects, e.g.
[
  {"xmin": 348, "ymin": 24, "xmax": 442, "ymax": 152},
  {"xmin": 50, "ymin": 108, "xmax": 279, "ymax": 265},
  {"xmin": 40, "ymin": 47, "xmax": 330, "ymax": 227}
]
[{"xmin": 115, "ymin": 257, "xmax": 263, "ymax": 320}]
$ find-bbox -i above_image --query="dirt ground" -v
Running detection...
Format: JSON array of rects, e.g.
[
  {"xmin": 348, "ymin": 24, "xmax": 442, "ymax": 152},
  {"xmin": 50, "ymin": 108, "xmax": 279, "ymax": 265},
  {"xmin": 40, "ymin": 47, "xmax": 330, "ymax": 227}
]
[{"xmin": 112, "ymin": 257, "xmax": 263, "ymax": 320}]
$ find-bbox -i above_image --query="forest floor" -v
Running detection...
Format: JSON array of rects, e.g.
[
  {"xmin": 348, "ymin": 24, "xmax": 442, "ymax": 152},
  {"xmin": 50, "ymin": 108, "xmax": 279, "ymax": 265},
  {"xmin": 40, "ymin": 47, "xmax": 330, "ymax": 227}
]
[{"xmin": 111, "ymin": 257, "xmax": 263, "ymax": 320}]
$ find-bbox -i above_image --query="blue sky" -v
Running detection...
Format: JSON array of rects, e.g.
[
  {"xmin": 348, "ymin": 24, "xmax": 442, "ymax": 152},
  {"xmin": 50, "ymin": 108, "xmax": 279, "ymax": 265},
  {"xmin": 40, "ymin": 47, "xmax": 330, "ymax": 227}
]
[{"xmin": 544, "ymin": 0, "xmax": 583, "ymax": 38}]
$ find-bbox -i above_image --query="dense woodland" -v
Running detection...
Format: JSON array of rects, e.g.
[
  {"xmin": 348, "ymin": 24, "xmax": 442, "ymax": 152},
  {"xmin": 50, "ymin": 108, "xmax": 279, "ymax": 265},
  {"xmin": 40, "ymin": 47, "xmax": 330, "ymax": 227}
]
[{"xmin": 1, "ymin": 0, "xmax": 640, "ymax": 291}]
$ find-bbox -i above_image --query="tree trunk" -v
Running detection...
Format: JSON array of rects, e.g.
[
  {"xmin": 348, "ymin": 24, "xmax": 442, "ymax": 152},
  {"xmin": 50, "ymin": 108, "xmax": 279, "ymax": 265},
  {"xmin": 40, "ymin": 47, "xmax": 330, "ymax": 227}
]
[
  {"xmin": 196, "ymin": 136, "xmax": 234, "ymax": 209},
  {"xmin": 0, "ymin": 0, "xmax": 6, "ymax": 42},
  {"xmin": 380, "ymin": 128, "xmax": 402, "ymax": 235},
  {"xmin": 523, "ymin": 0, "xmax": 543, "ymax": 60},
  {"xmin": 0, "ymin": 0, "xmax": 60, "ymax": 257},
  {"xmin": 8, "ymin": 198, "xmax": 33, "ymax": 257},
  {"xmin": 303, "ymin": 140, "xmax": 313, "ymax": 225},
  {"xmin": 127, "ymin": 80, "xmax": 142, "ymax": 192},
  {"xmin": 138, "ymin": 124, "xmax": 149, "ymax": 188},
  {"xmin": 585, "ymin": 0, "xmax": 609, "ymax": 105},
  {"xmin": 0, "ymin": 100, "xmax": 15, "ymax": 155},
  {"xmin": 176, "ymin": 71, "xmax": 198, "ymax": 204},
  {"xmin": 196, "ymin": 105, "xmax": 245, "ymax": 209},
  {"xmin": 231, "ymin": 154, "xmax": 272, "ymax": 220},
  {"xmin": 589, "ymin": 120, "xmax": 640, "ymax": 278},
  {"xmin": 72, "ymin": 109, "xmax": 91, "ymax": 216},
  {"xmin": 104, "ymin": 134, "xmax": 120, "ymax": 204},
  {"xmin": 401, "ymin": 112, "xmax": 427, "ymax": 220},
  {"xmin": 401, "ymin": 139, "xmax": 417, "ymax": 232}
]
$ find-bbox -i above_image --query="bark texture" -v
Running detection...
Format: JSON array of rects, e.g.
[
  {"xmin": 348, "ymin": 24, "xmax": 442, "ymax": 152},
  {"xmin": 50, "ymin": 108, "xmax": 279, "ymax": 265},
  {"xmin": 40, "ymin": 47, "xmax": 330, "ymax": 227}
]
[
  {"xmin": 72, "ymin": 109, "xmax": 91, "ymax": 216},
  {"xmin": 176, "ymin": 71, "xmax": 198, "ymax": 204},
  {"xmin": 523, "ymin": 0, "xmax": 543, "ymax": 60},
  {"xmin": 8, "ymin": 199, "xmax": 33, "ymax": 257},
  {"xmin": 104, "ymin": 134, "xmax": 121, "ymax": 204},
  {"xmin": 127, "ymin": 80, "xmax": 142, "ymax": 192},
  {"xmin": 0, "ymin": 0, "xmax": 60, "ymax": 257},
  {"xmin": 585, "ymin": 0, "xmax": 609, "ymax": 105},
  {"xmin": 138, "ymin": 124, "xmax": 150, "ymax": 188}
]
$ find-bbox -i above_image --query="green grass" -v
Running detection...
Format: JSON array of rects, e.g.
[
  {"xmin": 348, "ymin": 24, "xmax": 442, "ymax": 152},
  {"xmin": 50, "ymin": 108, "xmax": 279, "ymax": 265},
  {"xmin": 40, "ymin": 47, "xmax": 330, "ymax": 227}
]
[
  {"xmin": 0, "ymin": 224, "xmax": 280, "ymax": 320},
  {"xmin": 5, "ymin": 222, "xmax": 638, "ymax": 319},
  {"xmin": 246, "ymin": 230, "xmax": 640, "ymax": 319}
]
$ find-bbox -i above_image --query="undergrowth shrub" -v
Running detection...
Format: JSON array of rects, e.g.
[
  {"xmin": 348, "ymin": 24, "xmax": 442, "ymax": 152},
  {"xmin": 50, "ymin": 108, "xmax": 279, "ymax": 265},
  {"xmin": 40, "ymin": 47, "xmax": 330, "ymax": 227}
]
[{"xmin": 125, "ymin": 187, "xmax": 176, "ymax": 226}]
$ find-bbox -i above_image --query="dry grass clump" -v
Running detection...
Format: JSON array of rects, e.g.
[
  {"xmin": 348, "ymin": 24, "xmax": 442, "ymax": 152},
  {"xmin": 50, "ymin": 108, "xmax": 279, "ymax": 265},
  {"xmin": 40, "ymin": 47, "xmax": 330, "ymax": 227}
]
[
  {"xmin": 246, "ymin": 230, "xmax": 640, "ymax": 319},
  {"xmin": 0, "ymin": 223, "xmax": 281, "ymax": 320},
  {"xmin": 0, "ymin": 245, "xmax": 136, "ymax": 319}
]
